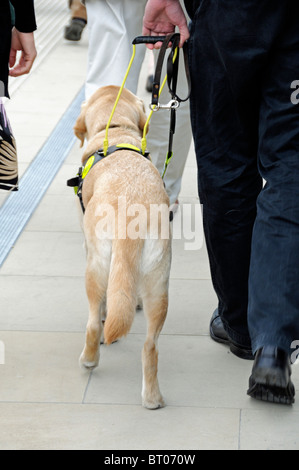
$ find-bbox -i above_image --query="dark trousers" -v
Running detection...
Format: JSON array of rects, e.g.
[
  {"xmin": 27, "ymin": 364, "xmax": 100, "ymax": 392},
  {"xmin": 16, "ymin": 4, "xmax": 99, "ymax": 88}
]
[{"xmin": 187, "ymin": 0, "xmax": 299, "ymax": 354}]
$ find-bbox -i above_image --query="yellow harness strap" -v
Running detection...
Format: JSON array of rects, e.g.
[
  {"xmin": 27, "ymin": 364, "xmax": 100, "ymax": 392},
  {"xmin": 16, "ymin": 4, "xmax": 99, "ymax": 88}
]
[{"xmin": 103, "ymin": 45, "xmax": 137, "ymax": 156}]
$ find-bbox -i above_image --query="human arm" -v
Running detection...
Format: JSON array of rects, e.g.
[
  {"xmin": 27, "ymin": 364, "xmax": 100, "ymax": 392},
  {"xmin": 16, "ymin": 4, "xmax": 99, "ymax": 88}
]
[
  {"xmin": 9, "ymin": 0, "xmax": 37, "ymax": 77},
  {"xmin": 142, "ymin": 0, "xmax": 190, "ymax": 49}
]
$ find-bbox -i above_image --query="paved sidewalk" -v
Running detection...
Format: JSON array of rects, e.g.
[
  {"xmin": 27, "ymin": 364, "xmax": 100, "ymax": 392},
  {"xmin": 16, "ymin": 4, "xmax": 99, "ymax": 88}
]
[{"xmin": 0, "ymin": 1, "xmax": 299, "ymax": 451}]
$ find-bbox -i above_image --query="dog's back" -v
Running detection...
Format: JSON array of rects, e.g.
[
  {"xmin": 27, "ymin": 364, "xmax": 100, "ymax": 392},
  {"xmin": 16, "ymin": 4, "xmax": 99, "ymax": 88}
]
[{"xmin": 83, "ymin": 151, "xmax": 171, "ymax": 345}]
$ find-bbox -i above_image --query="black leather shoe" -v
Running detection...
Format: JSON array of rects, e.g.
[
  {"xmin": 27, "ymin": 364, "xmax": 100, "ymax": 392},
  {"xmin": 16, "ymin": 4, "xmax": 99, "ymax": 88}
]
[
  {"xmin": 247, "ymin": 346, "xmax": 295, "ymax": 405},
  {"xmin": 210, "ymin": 310, "xmax": 254, "ymax": 360},
  {"xmin": 64, "ymin": 18, "xmax": 87, "ymax": 41},
  {"xmin": 145, "ymin": 74, "xmax": 154, "ymax": 93}
]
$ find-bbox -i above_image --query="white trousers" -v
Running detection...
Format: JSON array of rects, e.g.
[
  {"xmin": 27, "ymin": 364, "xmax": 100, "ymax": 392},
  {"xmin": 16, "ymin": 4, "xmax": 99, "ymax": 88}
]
[{"xmin": 85, "ymin": 0, "xmax": 192, "ymax": 204}]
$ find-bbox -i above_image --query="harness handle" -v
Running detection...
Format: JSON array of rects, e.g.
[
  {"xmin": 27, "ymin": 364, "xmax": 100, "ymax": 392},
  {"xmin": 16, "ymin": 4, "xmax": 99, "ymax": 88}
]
[{"xmin": 132, "ymin": 36, "xmax": 167, "ymax": 45}]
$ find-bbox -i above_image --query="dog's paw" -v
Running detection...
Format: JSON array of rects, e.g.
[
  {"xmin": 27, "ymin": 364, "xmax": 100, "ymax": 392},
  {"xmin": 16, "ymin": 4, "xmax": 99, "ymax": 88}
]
[
  {"xmin": 142, "ymin": 394, "xmax": 165, "ymax": 410},
  {"xmin": 79, "ymin": 351, "xmax": 99, "ymax": 370}
]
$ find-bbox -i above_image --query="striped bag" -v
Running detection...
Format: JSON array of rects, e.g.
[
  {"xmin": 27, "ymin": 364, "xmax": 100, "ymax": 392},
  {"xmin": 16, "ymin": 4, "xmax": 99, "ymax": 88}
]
[{"xmin": 0, "ymin": 99, "xmax": 18, "ymax": 192}]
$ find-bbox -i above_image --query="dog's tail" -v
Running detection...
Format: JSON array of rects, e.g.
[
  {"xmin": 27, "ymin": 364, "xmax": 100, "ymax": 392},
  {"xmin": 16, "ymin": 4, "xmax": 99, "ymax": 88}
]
[{"xmin": 104, "ymin": 238, "xmax": 143, "ymax": 345}]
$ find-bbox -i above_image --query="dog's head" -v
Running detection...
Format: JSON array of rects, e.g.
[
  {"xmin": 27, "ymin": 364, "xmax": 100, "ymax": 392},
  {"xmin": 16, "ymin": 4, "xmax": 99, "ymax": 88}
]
[{"xmin": 74, "ymin": 86, "xmax": 148, "ymax": 147}]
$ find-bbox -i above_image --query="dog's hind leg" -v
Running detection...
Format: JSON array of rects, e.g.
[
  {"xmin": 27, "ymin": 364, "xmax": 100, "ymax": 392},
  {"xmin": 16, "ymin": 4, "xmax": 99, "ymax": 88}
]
[
  {"xmin": 141, "ymin": 283, "xmax": 168, "ymax": 409},
  {"xmin": 79, "ymin": 264, "xmax": 107, "ymax": 370}
]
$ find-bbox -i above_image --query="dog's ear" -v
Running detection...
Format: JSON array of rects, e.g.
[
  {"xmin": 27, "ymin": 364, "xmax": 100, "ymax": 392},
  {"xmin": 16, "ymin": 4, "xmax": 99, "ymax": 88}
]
[{"xmin": 74, "ymin": 102, "xmax": 87, "ymax": 147}]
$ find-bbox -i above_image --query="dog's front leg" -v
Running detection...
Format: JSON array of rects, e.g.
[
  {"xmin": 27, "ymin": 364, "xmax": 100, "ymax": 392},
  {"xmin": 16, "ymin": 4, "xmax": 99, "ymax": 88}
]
[{"xmin": 79, "ymin": 267, "xmax": 106, "ymax": 370}]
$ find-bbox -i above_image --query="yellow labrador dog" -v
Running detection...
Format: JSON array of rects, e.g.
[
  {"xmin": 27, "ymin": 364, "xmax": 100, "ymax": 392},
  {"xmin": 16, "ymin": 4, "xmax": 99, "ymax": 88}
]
[{"xmin": 73, "ymin": 86, "xmax": 172, "ymax": 409}]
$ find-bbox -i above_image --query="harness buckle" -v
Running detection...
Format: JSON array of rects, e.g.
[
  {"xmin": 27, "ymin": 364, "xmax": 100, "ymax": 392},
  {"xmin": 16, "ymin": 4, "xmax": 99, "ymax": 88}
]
[{"xmin": 149, "ymin": 99, "xmax": 180, "ymax": 112}]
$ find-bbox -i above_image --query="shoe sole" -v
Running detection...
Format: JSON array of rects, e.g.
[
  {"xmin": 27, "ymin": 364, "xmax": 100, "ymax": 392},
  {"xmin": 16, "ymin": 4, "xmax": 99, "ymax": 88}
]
[{"xmin": 247, "ymin": 368, "xmax": 295, "ymax": 405}]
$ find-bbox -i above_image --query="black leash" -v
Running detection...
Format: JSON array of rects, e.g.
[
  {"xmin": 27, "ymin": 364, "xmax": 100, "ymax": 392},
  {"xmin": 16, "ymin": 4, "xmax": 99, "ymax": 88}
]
[{"xmin": 151, "ymin": 33, "xmax": 191, "ymax": 107}]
